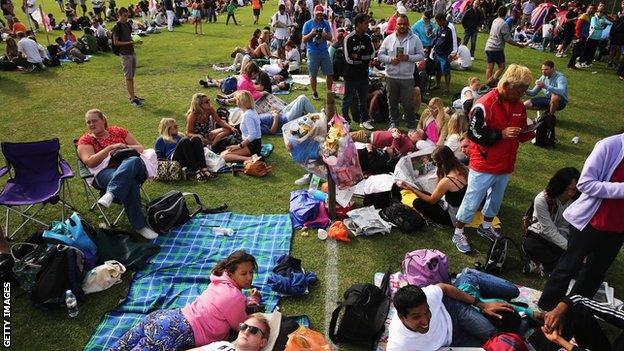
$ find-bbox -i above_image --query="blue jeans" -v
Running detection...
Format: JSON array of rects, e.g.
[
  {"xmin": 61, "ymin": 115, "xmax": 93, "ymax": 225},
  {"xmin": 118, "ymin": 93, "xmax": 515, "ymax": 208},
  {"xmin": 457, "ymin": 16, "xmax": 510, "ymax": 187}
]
[
  {"xmin": 443, "ymin": 296, "xmax": 498, "ymax": 347},
  {"xmin": 342, "ymin": 77, "xmax": 370, "ymax": 123},
  {"xmin": 454, "ymin": 268, "xmax": 519, "ymax": 301},
  {"xmin": 94, "ymin": 157, "xmax": 148, "ymax": 231},
  {"xmin": 463, "ymin": 28, "xmax": 478, "ymax": 57},
  {"xmin": 456, "ymin": 169, "xmax": 510, "ymax": 224},
  {"xmin": 284, "ymin": 95, "xmax": 317, "ymax": 121}
]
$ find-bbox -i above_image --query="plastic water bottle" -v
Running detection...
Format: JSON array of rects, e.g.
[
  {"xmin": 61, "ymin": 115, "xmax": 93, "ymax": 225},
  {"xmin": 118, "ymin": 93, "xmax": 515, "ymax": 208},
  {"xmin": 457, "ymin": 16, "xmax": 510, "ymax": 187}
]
[
  {"xmin": 307, "ymin": 175, "xmax": 321, "ymax": 193},
  {"xmin": 65, "ymin": 290, "xmax": 79, "ymax": 318},
  {"xmin": 310, "ymin": 189, "xmax": 328, "ymax": 202}
]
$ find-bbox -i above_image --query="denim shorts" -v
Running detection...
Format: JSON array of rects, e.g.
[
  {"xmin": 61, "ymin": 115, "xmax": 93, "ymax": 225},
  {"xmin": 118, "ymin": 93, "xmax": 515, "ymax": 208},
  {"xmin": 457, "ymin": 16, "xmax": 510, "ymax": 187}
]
[
  {"xmin": 307, "ymin": 52, "xmax": 333, "ymax": 77},
  {"xmin": 485, "ymin": 50, "xmax": 505, "ymax": 64},
  {"xmin": 434, "ymin": 53, "xmax": 451, "ymax": 74},
  {"xmin": 530, "ymin": 96, "xmax": 567, "ymax": 111}
]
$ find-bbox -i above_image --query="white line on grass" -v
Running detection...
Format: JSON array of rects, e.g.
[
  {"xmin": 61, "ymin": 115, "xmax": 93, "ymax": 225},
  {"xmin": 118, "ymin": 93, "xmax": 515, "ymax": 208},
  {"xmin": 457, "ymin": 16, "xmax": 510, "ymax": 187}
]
[{"xmin": 324, "ymin": 238, "xmax": 339, "ymax": 350}]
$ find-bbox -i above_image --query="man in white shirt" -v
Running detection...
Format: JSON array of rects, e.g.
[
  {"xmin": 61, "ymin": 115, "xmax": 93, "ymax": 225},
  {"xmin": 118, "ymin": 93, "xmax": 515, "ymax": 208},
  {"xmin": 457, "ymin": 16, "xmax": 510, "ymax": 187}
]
[
  {"xmin": 451, "ymin": 37, "xmax": 472, "ymax": 70},
  {"xmin": 186, "ymin": 313, "xmax": 270, "ymax": 351},
  {"xmin": 15, "ymin": 31, "xmax": 44, "ymax": 69},
  {"xmin": 387, "ymin": 283, "xmax": 514, "ymax": 351},
  {"xmin": 271, "ymin": 4, "xmax": 291, "ymax": 52}
]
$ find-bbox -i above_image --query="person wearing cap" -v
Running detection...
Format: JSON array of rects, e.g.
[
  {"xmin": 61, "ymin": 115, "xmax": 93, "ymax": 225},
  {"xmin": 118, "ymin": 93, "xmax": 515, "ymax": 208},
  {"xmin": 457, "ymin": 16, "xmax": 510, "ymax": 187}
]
[
  {"xmin": 302, "ymin": 4, "xmax": 334, "ymax": 100},
  {"xmin": 378, "ymin": 13, "xmax": 424, "ymax": 130},
  {"xmin": 343, "ymin": 13, "xmax": 375, "ymax": 129},
  {"xmin": 412, "ymin": 10, "xmax": 438, "ymax": 49},
  {"xmin": 222, "ymin": 90, "xmax": 263, "ymax": 162},
  {"xmin": 385, "ymin": 6, "xmax": 405, "ymax": 36}
]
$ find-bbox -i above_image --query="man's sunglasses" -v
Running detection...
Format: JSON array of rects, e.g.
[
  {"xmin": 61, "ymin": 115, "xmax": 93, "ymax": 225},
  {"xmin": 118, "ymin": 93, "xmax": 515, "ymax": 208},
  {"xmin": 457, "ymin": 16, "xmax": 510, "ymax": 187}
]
[{"xmin": 239, "ymin": 323, "xmax": 265, "ymax": 337}]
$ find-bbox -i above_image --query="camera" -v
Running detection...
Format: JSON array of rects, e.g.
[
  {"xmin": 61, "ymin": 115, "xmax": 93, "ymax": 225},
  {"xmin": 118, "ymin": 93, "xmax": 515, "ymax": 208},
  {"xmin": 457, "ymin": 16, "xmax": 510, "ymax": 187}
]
[{"xmin": 315, "ymin": 27, "xmax": 324, "ymax": 40}]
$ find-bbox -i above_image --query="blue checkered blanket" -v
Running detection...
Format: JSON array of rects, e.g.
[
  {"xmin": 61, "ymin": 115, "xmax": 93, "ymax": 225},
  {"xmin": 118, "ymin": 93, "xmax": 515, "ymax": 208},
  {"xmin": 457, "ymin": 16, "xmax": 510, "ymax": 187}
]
[{"xmin": 84, "ymin": 212, "xmax": 293, "ymax": 351}]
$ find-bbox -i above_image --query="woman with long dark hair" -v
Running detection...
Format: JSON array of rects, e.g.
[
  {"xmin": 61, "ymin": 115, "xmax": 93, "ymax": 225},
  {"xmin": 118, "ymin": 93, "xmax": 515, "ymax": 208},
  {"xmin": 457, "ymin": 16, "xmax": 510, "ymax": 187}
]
[
  {"xmin": 397, "ymin": 145, "xmax": 468, "ymax": 228},
  {"xmin": 522, "ymin": 167, "xmax": 580, "ymax": 276}
]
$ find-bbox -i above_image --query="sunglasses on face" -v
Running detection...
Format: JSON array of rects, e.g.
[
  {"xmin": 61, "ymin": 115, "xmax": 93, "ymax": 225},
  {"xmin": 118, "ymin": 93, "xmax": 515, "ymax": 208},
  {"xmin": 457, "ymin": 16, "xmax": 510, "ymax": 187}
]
[{"xmin": 239, "ymin": 323, "xmax": 265, "ymax": 337}]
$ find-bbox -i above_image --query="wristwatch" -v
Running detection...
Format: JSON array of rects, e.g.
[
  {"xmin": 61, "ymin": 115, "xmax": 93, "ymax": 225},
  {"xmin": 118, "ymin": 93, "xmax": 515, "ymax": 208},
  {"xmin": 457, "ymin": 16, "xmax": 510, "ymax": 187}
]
[{"xmin": 471, "ymin": 296, "xmax": 481, "ymax": 307}]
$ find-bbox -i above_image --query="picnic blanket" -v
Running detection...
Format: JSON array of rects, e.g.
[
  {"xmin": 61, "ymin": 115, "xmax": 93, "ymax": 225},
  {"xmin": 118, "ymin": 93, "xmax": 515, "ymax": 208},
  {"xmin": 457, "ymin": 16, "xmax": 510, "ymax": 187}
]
[
  {"xmin": 291, "ymin": 74, "xmax": 326, "ymax": 86},
  {"xmin": 84, "ymin": 212, "xmax": 293, "ymax": 351}
]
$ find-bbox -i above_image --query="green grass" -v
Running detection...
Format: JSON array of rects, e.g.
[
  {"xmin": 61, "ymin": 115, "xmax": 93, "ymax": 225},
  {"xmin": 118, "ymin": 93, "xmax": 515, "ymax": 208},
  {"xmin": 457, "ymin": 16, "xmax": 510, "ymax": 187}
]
[{"xmin": 2, "ymin": 2, "xmax": 624, "ymax": 350}]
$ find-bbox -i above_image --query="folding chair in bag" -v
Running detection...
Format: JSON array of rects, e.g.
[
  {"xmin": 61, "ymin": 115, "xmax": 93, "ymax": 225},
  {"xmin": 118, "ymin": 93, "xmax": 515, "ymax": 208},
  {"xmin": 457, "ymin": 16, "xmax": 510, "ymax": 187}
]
[
  {"xmin": 74, "ymin": 141, "xmax": 150, "ymax": 228},
  {"xmin": 0, "ymin": 138, "xmax": 74, "ymax": 238}
]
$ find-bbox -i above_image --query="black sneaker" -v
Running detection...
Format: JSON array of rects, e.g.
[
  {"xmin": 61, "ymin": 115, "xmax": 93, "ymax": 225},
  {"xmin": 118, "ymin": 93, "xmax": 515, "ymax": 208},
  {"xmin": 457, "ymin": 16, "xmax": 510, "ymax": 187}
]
[
  {"xmin": 312, "ymin": 92, "xmax": 320, "ymax": 100},
  {"xmin": 131, "ymin": 98, "xmax": 143, "ymax": 107},
  {"xmin": 134, "ymin": 96, "xmax": 146, "ymax": 101},
  {"xmin": 199, "ymin": 79, "xmax": 208, "ymax": 87}
]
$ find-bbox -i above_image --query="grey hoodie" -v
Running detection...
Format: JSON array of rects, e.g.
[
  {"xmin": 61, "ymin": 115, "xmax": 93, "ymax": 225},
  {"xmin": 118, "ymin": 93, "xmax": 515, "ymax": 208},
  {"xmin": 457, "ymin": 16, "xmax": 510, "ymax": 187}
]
[{"xmin": 378, "ymin": 30, "xmax": 424, "ymax": 80}]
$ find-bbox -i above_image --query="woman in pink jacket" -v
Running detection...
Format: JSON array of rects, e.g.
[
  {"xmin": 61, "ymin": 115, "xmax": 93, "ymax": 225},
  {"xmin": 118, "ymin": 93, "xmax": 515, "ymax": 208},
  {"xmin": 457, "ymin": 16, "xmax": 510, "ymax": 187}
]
[{"xmin": 111, "ymin": 250, "xmax": 261, "ymax": 351}]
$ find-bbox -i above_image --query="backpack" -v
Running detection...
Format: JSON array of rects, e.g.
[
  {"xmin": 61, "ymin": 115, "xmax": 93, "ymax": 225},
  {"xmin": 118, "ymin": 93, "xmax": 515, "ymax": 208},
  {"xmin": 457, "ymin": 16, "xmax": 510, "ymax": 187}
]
[
  {"xmin": 220, "ymin": 76, "xmax": 238, "ymax": 94},
  {"xmin": 329, "ymin": 270, "xmax": 391, "ymax": 348},
  {"xmin": 534, "ymin": 112, "xmax": 556, "ymax": 148},
  {"xmin": 402, "ymin": 249, "xmax": 450, "ymax": 287},
  {"xmin": 145, "ymin": 191, "xmax": 204, "ymax": 234},
  {"xmin": 483, "ymin": 235, "xmax": 524, "ymax": 274},
  {"xmin": 483, "ymin": 332, "xmax": 531, "ymax": 351},
  {"xmin": 29, "ymin": 244, "xmax": 87, "ymax": 309},
  {"xmin": 379, "ymin": 202, "xmax": 426, "ymax": 233}
]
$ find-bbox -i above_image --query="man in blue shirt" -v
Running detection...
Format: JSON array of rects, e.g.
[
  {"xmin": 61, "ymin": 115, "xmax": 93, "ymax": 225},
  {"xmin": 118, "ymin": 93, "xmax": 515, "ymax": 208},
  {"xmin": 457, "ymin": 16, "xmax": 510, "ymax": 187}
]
[
  {"xmin": 525, "ymin": 60, "xmax": 568, "ymax": 117},
  {"xmin": 302, "ymin": 4, "xmax": 334, "ymax": 100}
]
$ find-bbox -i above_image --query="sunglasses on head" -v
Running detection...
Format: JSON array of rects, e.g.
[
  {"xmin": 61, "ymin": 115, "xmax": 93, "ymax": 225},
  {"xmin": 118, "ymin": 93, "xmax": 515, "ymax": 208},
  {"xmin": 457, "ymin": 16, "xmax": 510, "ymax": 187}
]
[{"xmin": 239, "ymin": 323, "xmax": 265, "ymax": 337}]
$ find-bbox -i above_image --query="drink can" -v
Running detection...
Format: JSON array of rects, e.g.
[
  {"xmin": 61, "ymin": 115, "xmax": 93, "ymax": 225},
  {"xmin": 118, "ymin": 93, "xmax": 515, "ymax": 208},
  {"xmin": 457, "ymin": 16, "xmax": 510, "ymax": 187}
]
[{"xmin": 572, "ymin": 136, "xmax": 580, "ymax": 144}]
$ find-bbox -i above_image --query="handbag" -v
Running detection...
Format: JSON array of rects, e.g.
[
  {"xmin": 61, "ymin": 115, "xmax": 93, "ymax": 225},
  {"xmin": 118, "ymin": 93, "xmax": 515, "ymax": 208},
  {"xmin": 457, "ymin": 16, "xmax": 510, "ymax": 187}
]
[
  {"xmin": 155, "ymin": 160, "xmax": 186, "ymax": 181},
  {"xmin": 42, "ymin": 212, "xmax": 98, "ymax": 259},
  {"xmin": 11, "ymin": 242, "xmax": 54, "ymax": 293},
  {"xmin": 108, "ymin": 147, "xmax": 140, "ymax": 167},
  {"xmin": 82, "ymin": 260, "xmax": 126, "ymax": 294},
  {"xmin": 204, "ymin": 148, "xmax": 226, "ymax": 172},
  {"xmin": 244, "ymin": 157, "xmax": 272, "ymax": 177}
]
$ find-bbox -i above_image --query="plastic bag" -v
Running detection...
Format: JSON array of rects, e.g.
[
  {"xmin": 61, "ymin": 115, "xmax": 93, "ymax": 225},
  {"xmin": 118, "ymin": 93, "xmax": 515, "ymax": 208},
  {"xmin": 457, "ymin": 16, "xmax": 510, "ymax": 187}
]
[
  {"xmin": 204, "ymin": 147, "xmax": 227, "ymax": 172},
  {"xmin": 284, "ymin": 326, "xmax": 332, "ymax": 351},
  {"xmin": 82, "ymin": 260, "xmax": 126, "ymax": 294},
  {"xmin": 321, "ymin": 115, "xmax": 363, "ymax": 189},
  {"xmin": 283, "ymin": 112, "xmax": 328, "ymax": 165}
]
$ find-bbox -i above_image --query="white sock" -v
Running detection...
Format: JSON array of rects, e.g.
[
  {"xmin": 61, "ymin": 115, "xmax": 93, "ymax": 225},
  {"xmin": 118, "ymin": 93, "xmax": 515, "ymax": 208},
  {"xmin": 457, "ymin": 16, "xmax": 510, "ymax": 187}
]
[
  {"xmin": 97, "ymin": 192, "xmax": 114, "ymax": 208},
  {"xmin": 454, "ymin": 227, "xmax": 464, "ymax": 236},
  {"xmin": 482, "ymin": 221, "xmax": 492, "ymax": 229},
  {"xmin": 138, "ymin": 227, "xmax": 158, "ymax": 239}
]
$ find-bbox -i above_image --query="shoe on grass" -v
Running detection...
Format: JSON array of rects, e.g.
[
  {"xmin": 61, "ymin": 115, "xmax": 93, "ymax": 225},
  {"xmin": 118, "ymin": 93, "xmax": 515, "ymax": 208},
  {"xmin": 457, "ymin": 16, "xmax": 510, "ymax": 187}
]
[
  {"xmin": 137, "ymin": 227, "xmax": 158, "ymax": 240},
  {"xmin": 97, "ymin": 192, "xmax": 114, "ymax": 208},
  {"xmin": 312, "ymin": 92, "xmax": 320, "ymax": 100},
  {"xmin": 199, "ymin": 79, "xmax": 208, "ymax": 87},
  {"xmin": 452, "ymin": 234, "xmax": 472, "ymax": 253},
  {"xmin": 360, "ymin": 121, "xmax": 374, "ymax": 130},
  {"xmin": 294, "ymin": 174, "xmax": 311, "ymax": 185},
  {"xmin": 476, "ymin": 224, "xmax": 500, "ymax": 241},
  {"xmin": 130, "ymin": 98, "xmax": 143, "ymax": 107}
]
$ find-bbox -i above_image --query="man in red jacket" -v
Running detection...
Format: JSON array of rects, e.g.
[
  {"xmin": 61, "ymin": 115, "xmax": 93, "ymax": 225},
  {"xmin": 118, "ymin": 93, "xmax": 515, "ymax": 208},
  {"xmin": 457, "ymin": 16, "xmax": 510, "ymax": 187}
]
[{"xmin": 451, "ymin": 64, "xmax": 535, "ymax": 253}]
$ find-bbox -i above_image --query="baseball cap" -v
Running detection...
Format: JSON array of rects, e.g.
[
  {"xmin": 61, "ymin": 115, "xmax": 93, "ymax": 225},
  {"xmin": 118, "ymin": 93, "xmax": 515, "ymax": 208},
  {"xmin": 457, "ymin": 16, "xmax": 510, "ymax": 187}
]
[
  {"xmin": 397, "ymin": 6, "xmax": 407, "ymax": 14},
  {"xmin": 314, "ymin": 5, "xmax": 324, "ymax": 14}
]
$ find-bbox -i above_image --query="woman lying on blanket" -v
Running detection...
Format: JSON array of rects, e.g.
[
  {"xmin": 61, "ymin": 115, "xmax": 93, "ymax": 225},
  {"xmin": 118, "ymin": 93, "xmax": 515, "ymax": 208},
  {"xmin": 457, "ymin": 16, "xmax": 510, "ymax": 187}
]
[
  {"xmin": 76, "ymin": 109, "xmax": 159, "ymax": 240},
  {"xmin": 396, "ymin": 146, "xmax": 467, "ymax": 229},
  {"xmin": 221, "ymin": 91, "xmax": 263, "ymax": 163},
  {"xmin": 186, "ymin": 93, "xmax": 237, "ymax": 148},
  {"xmin": 111, "ymin": 250, "xmax": 262, "ymax": 351},
  {"xmin": 216, "ymin": 62, "xmax": 266, "ymax": 106},
  {"xmin": 155, "ymin": 118, "xmax": 216, "ymax": 181}
]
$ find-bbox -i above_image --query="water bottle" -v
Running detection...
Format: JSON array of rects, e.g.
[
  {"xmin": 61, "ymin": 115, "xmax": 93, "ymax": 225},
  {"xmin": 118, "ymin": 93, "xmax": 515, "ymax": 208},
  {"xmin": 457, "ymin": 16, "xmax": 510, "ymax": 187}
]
[
  {"xmin": 307, "ymin": 175, "xmax": 321, "ymax": 193},
  {"xmin": 310, "ymin": 189, "xmax": 328, "ymax": 202},
  {"xmin": 65, "ymin": 290, "xmax": 79, "ymax": 318}
]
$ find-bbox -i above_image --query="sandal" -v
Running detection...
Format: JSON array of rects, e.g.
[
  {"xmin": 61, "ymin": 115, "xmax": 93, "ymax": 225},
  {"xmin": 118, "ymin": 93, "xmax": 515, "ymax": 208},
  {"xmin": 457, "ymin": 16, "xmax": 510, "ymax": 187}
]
[
  {"xmin": 200, "ymin": 168, "xmax": 218, "ymax": 180},
  {"xmin": 196, "ymin": 171, "xmax": 209, "ymax": 182}
]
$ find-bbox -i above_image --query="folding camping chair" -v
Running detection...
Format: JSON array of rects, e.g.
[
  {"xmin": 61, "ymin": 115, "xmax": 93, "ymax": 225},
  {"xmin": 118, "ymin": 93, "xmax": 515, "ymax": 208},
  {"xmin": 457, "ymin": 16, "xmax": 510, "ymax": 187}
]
[
  {"xmin": 0, "ymin": 138, "xmax": 74, "ymax": 238},
  {"xmin": 74, "ymin": 141, "xmax": 150, "ymax": 228}
]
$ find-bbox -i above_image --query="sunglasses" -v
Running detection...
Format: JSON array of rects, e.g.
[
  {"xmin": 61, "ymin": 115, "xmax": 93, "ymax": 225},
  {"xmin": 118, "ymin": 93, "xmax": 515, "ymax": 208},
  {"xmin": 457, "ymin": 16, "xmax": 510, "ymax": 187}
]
[{"xmin": 239, "ymin": 323, "xmax": 265, "ymax": 337}]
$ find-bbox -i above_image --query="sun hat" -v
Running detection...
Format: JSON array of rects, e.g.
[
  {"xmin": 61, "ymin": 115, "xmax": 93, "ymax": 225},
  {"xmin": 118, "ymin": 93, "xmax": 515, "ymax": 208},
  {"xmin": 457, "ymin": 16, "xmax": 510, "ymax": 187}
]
[{"xmin": 228, "ymin": 108, "xmax": 243, "ymax": 126}]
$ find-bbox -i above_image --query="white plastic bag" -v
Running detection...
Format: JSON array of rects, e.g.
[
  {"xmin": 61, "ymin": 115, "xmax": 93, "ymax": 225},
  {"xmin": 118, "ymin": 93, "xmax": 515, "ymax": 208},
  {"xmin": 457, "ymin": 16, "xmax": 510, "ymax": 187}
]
[
  {"xmin": 204, "ymin": 147, "xmax": 226, "ymax": 172},
  {"xmin": 82, "ymin": 260, "xmax": 126, "ymax": 294}
]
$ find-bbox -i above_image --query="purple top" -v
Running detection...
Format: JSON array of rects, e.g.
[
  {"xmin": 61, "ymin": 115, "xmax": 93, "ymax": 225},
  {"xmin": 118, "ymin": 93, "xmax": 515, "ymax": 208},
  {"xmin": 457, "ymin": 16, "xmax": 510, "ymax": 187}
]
[{"xmin": 563, "ymin": 133, "xmax": 624, "ymax": 230}]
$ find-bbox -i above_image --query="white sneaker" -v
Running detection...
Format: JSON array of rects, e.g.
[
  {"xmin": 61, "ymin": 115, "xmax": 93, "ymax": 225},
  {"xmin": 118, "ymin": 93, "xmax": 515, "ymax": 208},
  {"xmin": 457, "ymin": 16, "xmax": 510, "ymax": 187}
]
[
  {"xmin": 137, "ymin": 227, "xmax": 159, "ymax": 240},
  {"xmin": 97, "ymin": 192, "xmax": 114, "ymax": 208},
  {"xmin": 294, "ymin": 173, "xmax": 311, "ymax": 185},
  {"xmin": 360, "ymin": 121, "xmax": 375, "ymax": 130},
  {"xmin": 471, "ymin": 57, "xmax": 475, "ymax": 61}
]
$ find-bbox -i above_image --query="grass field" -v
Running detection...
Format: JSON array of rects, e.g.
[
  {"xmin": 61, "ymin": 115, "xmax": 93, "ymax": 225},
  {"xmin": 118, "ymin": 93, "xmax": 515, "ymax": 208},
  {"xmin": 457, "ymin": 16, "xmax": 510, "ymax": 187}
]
[{"xmin": 2, "ymin": 2, "xmax": 624, "ymax": 350}]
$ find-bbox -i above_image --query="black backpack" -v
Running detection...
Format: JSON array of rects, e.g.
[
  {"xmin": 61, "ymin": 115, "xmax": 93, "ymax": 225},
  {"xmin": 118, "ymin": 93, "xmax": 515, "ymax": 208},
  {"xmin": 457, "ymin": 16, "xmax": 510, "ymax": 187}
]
[
  {"xmin": 329, "ymin": 270, "xmax": 391, "ymax": 348},
  {"xmin": 534, "ymin": 112, "xmax": 556, "ymax": 148},
  {"xmin": 146, "ymin": 191, "xmax": 228, "ymax": 234},
  {"xmin": 379, "ymin": 202, "xmax": 426, "ymax": 233},
  {"xmin": 29, "ymin": 244, "xmax": 86, "ymax": 309},
  {"xmin": 482, "ymin": 235, "xmax": 524, "ymax": 274}
]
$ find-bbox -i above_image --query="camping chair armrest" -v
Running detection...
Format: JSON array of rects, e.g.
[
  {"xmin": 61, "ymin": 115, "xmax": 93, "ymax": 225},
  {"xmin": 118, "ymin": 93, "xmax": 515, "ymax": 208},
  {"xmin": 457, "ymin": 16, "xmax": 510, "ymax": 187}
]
[
  {"xmin": 0, "ymin": 166, "xmax": 9, "ymax": 178},
  {"xmin": 59, "ymin": 160, "xmax": 74, "ymax": 179}
]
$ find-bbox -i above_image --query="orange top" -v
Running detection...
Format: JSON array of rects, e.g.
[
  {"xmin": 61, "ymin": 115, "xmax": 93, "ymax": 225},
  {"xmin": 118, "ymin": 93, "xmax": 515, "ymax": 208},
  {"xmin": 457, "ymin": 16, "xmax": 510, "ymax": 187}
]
[
  {"xmin": 12, "ymin": 22, "xmax": 27, "ymax": 33},
  {"xmin": 252, "ymin": 0, "xmax": 262, "ymax": 10}
]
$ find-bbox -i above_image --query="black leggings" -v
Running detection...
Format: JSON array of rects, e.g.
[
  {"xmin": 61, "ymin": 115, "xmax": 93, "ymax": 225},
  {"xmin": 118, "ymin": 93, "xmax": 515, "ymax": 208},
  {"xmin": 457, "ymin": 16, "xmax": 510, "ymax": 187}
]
[
  {"xmin": 172, "ymin": 136, "xmax": 206, "ymax": 172},
  {"xmin": 413, "ymin": 199, "xmax": 451, "ymax": 225},
  {"xmin": 226, "ymin": 13, "xmax": 237, "ymax": 25}
]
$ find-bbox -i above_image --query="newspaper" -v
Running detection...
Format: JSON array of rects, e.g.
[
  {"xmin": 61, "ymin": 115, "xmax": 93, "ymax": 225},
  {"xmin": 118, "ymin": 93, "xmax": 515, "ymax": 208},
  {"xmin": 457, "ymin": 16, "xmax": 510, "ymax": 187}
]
[{"xmin": 393, "ymin": 148, "xmax": 438, "ymax": 194}]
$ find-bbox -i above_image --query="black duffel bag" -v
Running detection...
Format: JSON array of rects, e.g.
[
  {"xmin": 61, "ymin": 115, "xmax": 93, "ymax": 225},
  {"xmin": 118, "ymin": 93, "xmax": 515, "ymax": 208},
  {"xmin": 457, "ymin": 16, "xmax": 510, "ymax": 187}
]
[{"xmin": 146, "ymin": 191, "xmax": 229, "ymax": 234}]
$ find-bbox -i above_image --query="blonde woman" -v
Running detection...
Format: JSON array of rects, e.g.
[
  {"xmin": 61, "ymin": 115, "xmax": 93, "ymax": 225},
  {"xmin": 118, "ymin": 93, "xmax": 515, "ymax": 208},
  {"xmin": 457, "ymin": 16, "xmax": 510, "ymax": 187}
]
[
  {"xmin": 185, "ymin": 93, "xmax": 237, "ymax": 149},
  {"xmin": 155, "ymin": 118, "xmax": 215, "ymax": 181},
  {"xmin": 221, "ymin": 91, "xmax": 262, "ymax": 163},
  {"xmin": 417, "ymin": 97, "xmax": 450, "ymax": 146},
  {"xmin": 444, "ymin": 112, "xmax": 468, "ymax": 158}
]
